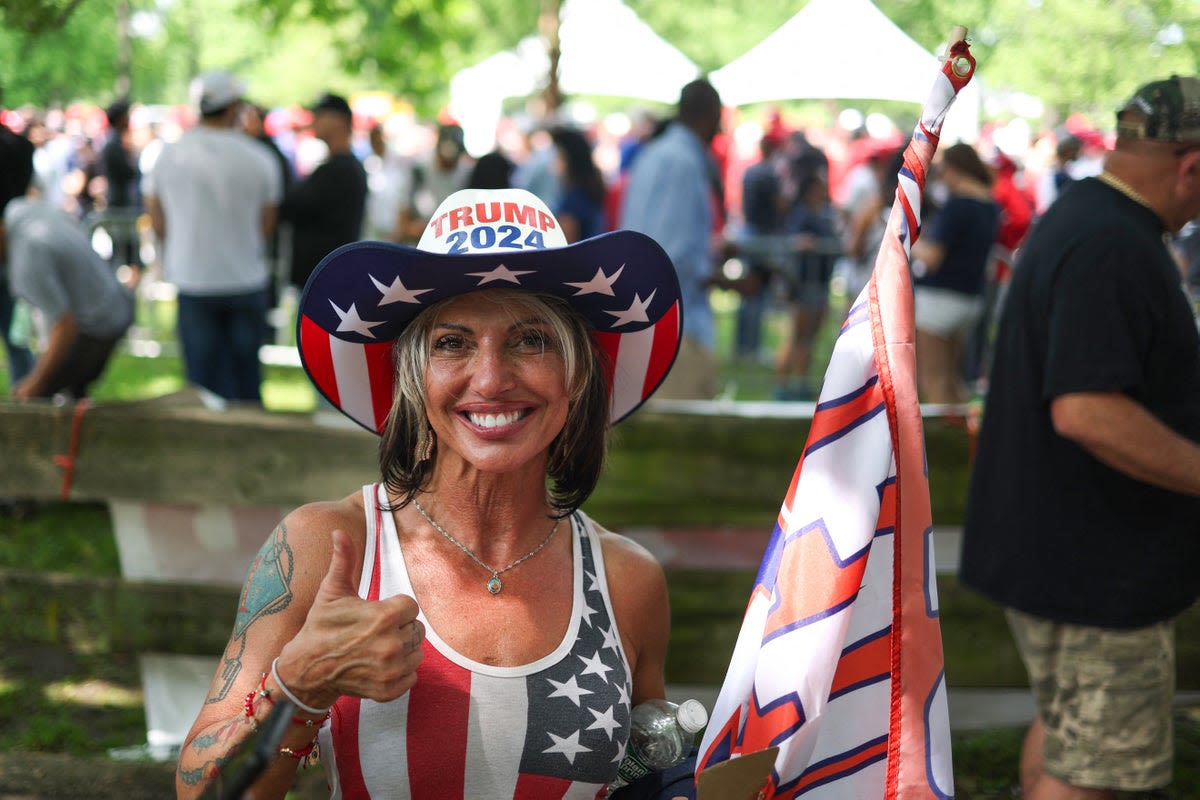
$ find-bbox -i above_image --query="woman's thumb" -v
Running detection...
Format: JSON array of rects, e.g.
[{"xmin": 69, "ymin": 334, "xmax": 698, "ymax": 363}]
[{"xmin": 320, "ymin": 529, "xmax": 359, "ymax": 597}]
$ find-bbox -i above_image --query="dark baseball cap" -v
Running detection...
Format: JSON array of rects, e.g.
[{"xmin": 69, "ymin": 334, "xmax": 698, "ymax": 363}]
[
  {"xmin": 1116, "ymin": 75, "xmax": 1200, "ymax": 143},
  {"xmin": 309, "ymin": 92, "xmax": 353, "ymax": 119}
]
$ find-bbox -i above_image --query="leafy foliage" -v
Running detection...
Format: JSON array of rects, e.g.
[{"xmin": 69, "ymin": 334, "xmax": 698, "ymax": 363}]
[
  {"xmin": 1, "ymin": 1, "xmax": 1199, "ymax": 149},
  {"xmin": 874, "ymin": 0, "xmax": 1200, "ymax": 118},
  {"xmin": 0, "ymin": 0, "xmax": 86, "ymax": 35},
  {"xmin": 0, "ymin": 0, "xmax": 120, "ymax": 105},
  {"xmin": 242, "ymin": 0, "xmax": 542, "ymax": 111}
]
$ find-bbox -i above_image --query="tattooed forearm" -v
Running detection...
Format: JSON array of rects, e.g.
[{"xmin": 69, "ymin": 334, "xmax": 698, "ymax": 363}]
[
  {"xmin": 190, "ymin": 716, "xmax": 244, "ymax": 751},
  {"xmin": 208, "ymin": 636, "xmax": 246, "ymax": 705},
  {"xmin": 178, "ymin": 755, "xmax": 229, "ymax": 787},
  {"xmin": 207, "ymin": 522, "xmax": 296, "ymax": 702},
  {"xmin": 177, "ymin": 718, "xmax": 245, "ymax": 786}
]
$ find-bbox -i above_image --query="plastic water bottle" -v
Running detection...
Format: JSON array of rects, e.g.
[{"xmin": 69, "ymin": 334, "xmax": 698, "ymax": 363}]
[{"xmin": 606, "ymin": 698, "xmax": 708, "ymax": 795}]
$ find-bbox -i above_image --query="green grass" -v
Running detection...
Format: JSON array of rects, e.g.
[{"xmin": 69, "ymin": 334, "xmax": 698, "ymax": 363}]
[
  {"xmin": 80, "ymin": 349, "xmax": 320, "ymax": 412},
  {"xmin": 0, "ymin": 501, "xmax": 119, "ymax": 577},
  {"xmin": 1, "ymin": 291, "xmax": 817, "ymax": 407},
  {"xmin": 1, "ymin": 344, "xmax": 320, "ymax": 411},
  {"xmin": 0, "ymin": 644, "xmax": 147, "ymax": 755}
]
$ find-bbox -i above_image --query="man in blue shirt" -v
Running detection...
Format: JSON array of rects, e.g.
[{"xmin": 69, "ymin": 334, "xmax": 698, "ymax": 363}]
[{"xmin": 619, "ymin": 79, "xmax": 723, "ymax": 399}]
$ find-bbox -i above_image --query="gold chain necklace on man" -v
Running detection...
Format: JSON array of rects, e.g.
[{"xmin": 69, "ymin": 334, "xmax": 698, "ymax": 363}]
[
  {"xmin": 413, "ymin": 498, "xmax": 560, "ymax": 595},
  {"xmin": 1097, "ymin": 171, "xmax": 1155, "ymax": 212}
]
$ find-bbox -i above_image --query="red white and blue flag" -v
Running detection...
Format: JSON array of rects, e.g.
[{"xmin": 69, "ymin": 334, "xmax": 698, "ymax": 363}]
[{"xmin": 695, "ymin": 36, "xmax": 977, "ymax": 799}]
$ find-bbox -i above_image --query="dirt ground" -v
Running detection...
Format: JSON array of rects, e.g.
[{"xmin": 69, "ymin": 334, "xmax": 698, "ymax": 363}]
[
  {"xmin": 0, "ymin": 752, "xmax": 176, "ymax": 799},
  {"xmin": 0, "ymin": 751, "xmax": 329, "ymax": 799}
]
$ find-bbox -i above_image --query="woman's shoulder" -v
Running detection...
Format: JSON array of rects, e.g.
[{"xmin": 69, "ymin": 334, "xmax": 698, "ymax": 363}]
[
  {"xmin": 277, "ymin": 489, "xmax": 370, "ymax": 557},
  {"xmin": 285, "ymin": 488, "xmax": 366, "ymax": 525},
  {"xmin": 586, "ymin": 516, "xmax": 665, "ymax": 583},
  {"xmin": 588, "ymin": 517, "xmax": 670, "ymax": 675}
]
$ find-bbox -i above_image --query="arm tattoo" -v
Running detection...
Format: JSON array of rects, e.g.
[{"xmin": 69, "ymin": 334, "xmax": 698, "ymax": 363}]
[
  {"xmin": 207, "ymin": 522, "xmax": 296, "ymax": 703},
  {"xmin": 177, "ymin": 717, "xmax": 244, "ymax": 786}
]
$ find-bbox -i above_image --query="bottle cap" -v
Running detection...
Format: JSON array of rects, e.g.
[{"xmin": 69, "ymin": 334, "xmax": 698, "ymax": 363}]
[{"xmin": 675, "ymin": 698, "xmax": 708, "ymax": 733}]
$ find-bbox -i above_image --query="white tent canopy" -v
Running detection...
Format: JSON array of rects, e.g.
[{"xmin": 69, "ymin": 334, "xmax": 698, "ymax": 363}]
[
  {"xmin": 451, "ymin": 0, "xmax": 700, "ymax": 154},
  {"xmin": 709, "ymin": 0, "xmax": 980, "ymax": 142}
]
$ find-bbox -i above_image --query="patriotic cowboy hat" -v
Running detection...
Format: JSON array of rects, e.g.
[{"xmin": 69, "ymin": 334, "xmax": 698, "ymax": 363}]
[{"xmin": 297, "ymin": 187, "xmax": 682, "ymax": 434}]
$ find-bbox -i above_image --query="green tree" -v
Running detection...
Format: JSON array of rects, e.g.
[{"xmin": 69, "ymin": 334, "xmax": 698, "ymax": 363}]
[
  {"xmin": 3, "ymin": 0, "xmax": 1199, "ymax": 126},
  {"xmin": 0, "ymin": 0, "xmax": 86, "ymax": 35},
  {"xmin": 243, "ymin": 0, "xmax": 543, "ymax": 111},
  {"xmin": 878, "ymin": 0, "xmax": 1200, "ymax": 121},
  {"xmin": 1, "ymin": 0, "xmax": 122, "ymax": 106},
  {"xmin": 0, "ymin": 0, "xmax": 185, "ymax": 108}
]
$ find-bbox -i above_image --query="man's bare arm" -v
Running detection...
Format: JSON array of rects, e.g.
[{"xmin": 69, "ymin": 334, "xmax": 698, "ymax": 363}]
[{"xmin": 1051, "ymin": 391, "xmax": 1200, "ymax": 496}]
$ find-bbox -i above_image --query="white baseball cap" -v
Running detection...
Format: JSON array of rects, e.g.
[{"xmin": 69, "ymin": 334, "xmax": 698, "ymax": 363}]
[{"xmin": 189, "ymin": 70, "xmax": 246, "ymax": 116}]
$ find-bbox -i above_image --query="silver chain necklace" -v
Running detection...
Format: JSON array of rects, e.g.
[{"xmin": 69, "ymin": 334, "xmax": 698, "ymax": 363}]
[{"xmin": 412, "ymin": 498, "xmax": 561, "ymax": 595}]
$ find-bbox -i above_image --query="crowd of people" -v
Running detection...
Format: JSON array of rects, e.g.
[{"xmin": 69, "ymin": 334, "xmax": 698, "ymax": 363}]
[{"xmin": 5, "ymin": 67, "xmax": 1164, "ymax": 410}]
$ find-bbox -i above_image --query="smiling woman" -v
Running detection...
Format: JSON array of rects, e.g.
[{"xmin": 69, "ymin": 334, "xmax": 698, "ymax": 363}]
[
  {"xmin": 382, "ymin": 288, "xmax": 607, "ymax": 514},
  {"xmin": 174, "ymin": 188, "xmax": 690, "ymax": 799}
]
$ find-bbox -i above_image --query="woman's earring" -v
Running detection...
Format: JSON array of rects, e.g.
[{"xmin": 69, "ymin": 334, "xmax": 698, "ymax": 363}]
[{"xmin": 417, "ymin": 428, "xmax": 435, "ymax": 463}]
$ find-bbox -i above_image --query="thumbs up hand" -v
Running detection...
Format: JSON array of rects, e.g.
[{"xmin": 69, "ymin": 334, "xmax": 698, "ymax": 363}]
[{"xmin": 276, "ymin": 529, "xmax": 424, "ymax": 710}]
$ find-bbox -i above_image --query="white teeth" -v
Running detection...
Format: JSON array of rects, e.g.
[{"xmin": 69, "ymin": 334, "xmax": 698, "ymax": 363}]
[{"xmin": 468, "ymin": 411, "xmax": 523, "ymax": 429}]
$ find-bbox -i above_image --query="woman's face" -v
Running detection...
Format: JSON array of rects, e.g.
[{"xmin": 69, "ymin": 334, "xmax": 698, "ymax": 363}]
[{"xmin": 423, "ymin": 291, "xmax": 571, "ymax": 476}]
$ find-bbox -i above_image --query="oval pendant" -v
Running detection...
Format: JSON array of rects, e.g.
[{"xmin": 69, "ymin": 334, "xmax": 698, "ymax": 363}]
[{"xmin": 487, "ymin": 576, "xmax": 503, "ymax": 594}]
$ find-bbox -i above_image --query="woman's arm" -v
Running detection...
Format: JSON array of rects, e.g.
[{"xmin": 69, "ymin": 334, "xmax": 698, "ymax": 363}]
[
  {"xmin": 910, "ymin": 235, "xmax": 946, "ymax": 274},
  {"xmin": 176, "ymin": 499, "xmax": 424, "ymax": 799},
  {"xmin": 844, "ymin": 194, "xmax": 883, "ymax": 260}
]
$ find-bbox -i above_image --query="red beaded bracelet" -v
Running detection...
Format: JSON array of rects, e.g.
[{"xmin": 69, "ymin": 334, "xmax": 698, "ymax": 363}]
[
  {"xmin": 280, "ymin": 736, "xmax": 321, "ymax": 769},
  {"xmin": 293, "ymin": 709, "xmax": 332, "ymax": 727},
  {"xmin": 244, "ymin": 689, "xmax": 330, "ymax": 728},
  {"xmin": 280, "ymin": 740, "xmax": 318, "ymax": 759},
  {"xmin": 241, "ymin": 673, "xmax": 276, "ymax": 729}
]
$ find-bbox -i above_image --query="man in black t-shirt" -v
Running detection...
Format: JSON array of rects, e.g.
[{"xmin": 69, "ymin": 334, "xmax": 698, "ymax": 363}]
[
  {"xmin": 282, "ymin": 93, "xmax": 367, "ymax": 290},
  {"xmin": 961, "ymin": 76, "xmax": 1200, "ymax": 800},
  {"xmin": 98, "ymin": 100, "xmax": 143, "ymax": 280}
]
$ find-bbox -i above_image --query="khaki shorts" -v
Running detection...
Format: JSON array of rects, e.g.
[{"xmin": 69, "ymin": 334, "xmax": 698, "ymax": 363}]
[{"xmin": 1006, "ymin": 609, "xmax": 1175, "ymax": 791}]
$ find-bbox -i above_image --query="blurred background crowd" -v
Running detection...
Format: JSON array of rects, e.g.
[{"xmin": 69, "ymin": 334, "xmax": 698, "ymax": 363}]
[{"xmin": 3, "ymin": 82, "xmax": 1199, "ymax": 407}]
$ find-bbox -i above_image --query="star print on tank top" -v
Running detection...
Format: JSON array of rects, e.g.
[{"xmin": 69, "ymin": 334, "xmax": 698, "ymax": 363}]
[{"xmin": 316, "ymin": 484, "xmax": 633, "ymax": 799}]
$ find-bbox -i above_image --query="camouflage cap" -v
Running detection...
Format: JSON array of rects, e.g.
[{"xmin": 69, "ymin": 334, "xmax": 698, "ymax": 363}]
[{"xmin": 1116, "ymin": 75, "xmax": 1200, "ymax": 142}]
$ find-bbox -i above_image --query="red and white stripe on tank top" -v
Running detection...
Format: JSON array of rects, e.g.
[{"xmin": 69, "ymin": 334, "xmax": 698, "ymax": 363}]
[{"xmin": 317, "ymin": 484, "xmax": 633, "ymax": 799}]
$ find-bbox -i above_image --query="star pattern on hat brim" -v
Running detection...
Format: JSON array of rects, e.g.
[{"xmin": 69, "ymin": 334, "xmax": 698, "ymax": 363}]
[
  {"xmin": 330, "ymin": 300, "xmax": 385, "ymax": 338},
  {"xmin": 370, "ymin": 274, "xmax": 435, "ymax": 305},
  {"xmin": 467, "ymin": 263, "xmax": 536, "ymax": 285},
  {"xmin": 604, "ymin": 290, "xmax": 657, "ymax": 328},
  {"xmin": 565, "ymin": 264, "xmax": 624, "ymax": 297}
]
